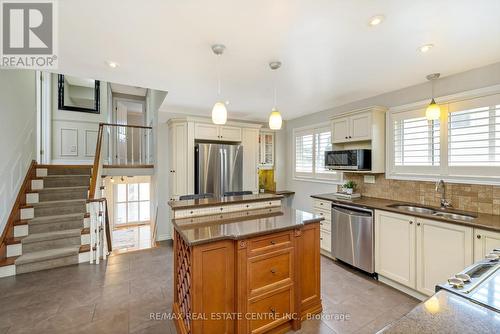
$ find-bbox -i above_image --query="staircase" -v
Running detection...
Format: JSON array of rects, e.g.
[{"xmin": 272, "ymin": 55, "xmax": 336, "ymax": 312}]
[{"xmin": 2, "ymin": 165, "xmax": 94, "ymax": 275}]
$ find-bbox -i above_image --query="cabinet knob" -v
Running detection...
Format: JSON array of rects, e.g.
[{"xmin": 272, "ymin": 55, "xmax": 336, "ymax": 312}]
[
  {"xmin": 477, "ymin": 235, "xmax": 482, "ymax": 239},
  {"xmin": 320, "ymin": 237, "xmax": 323, "ymax": 240},
  {"xmin": 417, "ymin": 222, "xmax": 421, "ymax": 226},
  {"xmin": 270, "ymin": 307, "xmax": 276, "ymax": 313},
  {"xmin": 349, "ymin": 136, "xmax": 352, "ymax": 138},
  {"xmin": 270, "ymin": 240, "xmax": 276, "ymax": 245},
  {"xmin": 270, "ymin": 268, "xmax": 276, "ymax": 274},
  {"xmin": 409, "ymin": 221, "xmax": 413, "ymax": 225}
]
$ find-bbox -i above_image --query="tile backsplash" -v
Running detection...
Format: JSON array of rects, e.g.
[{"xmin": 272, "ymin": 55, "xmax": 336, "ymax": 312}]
[{"xmin": 343, "ymin": 173, "xmax": 500, "ymax": 215}]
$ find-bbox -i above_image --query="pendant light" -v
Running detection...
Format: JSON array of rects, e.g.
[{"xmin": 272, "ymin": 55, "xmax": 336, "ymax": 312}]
[
  {"xmin": 211, "ymin": 44, "xmax": 227, "ymax": 124},
  {"xmin": 268, "ymin": 61, "xmax": 283, "ymax": 130},
  {"xmin": 425, "ymin": 73, "xmax": 441, "ymax": 120}
]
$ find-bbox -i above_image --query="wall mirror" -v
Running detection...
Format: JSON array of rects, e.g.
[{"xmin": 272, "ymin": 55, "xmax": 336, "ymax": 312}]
[{"xmin": 58, "ymin": 74, "xmax": 100, "ymax": 113}]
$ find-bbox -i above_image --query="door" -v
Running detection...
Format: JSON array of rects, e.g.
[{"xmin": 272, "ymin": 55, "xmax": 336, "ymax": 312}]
[
  {"xmin": 196, "ymin": 143, "xmax": 222, "ymax": 197},
  {"xmin": 195, "ymin": 123, "xmax": 219, "ymax": 140},
  {"xmin": 220, "ymin": 144, "xmax": 243, "ymax": 195},
  {"xmin": 375, "ymin": 210, "xmax": 416, "ymax": 288},
  {"xmin": 416, "ymin": 218, "xmax": 473, "ymax": 296},
  {"xmin": 219, "ymin": 126, "xmax": 242, "ymax": 141},
  {"xmin": 242, "ymin": 128, "xmax": 259, "ymax": 193},
  {"xmin": 116, "ymin": 102, "xmax": 128, "ymax": 164},
  {"xmin": 349, "ymin": 112, "xmax": 372, "ymax": 141},
  {"xmin": 331, "ymin": 117, "xmax": 350, "ymax": 143},
  {"xmin": 473, "ymin": 229, "xmax": 500, "ymax": 261}
]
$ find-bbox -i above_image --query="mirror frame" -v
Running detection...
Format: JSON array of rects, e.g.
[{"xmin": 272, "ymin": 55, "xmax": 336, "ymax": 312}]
[{"xmin": 58, "ymin": 74, "xmax": 100, "ymax": 114}]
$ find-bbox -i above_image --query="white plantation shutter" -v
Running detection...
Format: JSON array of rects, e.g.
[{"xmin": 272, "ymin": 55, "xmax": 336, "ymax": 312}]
[
  {"xmin": 295, "ymin": 130, "xmax": 313, "ymax": 176},
  {"xmin": 294, "ymin": 125, "xmax": 340, "ymax": 181},
  {"xmin": 448, "ymin": 105, "xmax": 500, "ymax": 167},
  {"xmin": 394, "ymin": 117, "xmax": 440, "ymax": 166}
]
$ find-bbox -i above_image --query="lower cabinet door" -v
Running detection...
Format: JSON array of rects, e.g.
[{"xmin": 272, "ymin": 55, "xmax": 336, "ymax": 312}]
[
  {"xmin": 247, "ymin": 286, "xmax": 293, "ymax": 334},
  {"xmin": 416, "ymin": 218, "xmax": 473, "ymax": 296},
  {"xmin": 375, "ymin": 210, "xmax": 416, "ymax": 288},
  {"xmin": 320, "ymin": 229, "xmax": 331, "ymax": 253},
  {"xmin": 474, "ymin": 229, "xmax": 500, "ymax": 261}
]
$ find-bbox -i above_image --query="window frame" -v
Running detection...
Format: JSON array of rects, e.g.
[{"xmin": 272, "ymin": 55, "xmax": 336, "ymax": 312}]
[
  {"xmin": 293, "ymin": 123, "xmax": 342, "ymax": 184},
  {"xmin": 114, "ymin": 182, "xmax": 151, "ymax": 226},
  {"xmin": 387, "ymin": 86, "xmax": 500, "ymax": 185}
]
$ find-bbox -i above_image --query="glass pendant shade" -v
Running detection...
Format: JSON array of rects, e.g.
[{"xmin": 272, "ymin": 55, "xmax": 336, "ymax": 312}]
[
  {"xmin": 212, "ymin": 102, "xmax": 227, "ymax": 125},
  {"xmin": 425, "ymin": 98, "xmax": 441, "ymax": 120},
  {"xmin": 268, "ymin": 108, "xmax": 282, "ymax": 130}
]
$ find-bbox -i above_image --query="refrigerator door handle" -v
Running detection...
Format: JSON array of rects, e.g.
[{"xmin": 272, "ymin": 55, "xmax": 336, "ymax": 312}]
[{"xmin": 220, "ymin": 148, "xmax": 224, "ymax": 196}]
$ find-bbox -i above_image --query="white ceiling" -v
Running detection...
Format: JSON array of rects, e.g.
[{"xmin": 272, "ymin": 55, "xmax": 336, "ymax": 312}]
[{"xmin": 57, "ymin": 0, "xmax": 500, "ymax": 121}]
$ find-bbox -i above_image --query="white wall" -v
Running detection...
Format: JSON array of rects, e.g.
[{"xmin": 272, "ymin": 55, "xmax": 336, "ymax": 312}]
[
  {"xmin": 286, "ymin": 61, "xmax": 500, "ymax": 212},
  {"xmin": 51, "ymin": 74, "xmax": 109, "ymax": 164},
  {"xmin": 0, "ymin": 70, "xmax": 36, "ymax": 234}
]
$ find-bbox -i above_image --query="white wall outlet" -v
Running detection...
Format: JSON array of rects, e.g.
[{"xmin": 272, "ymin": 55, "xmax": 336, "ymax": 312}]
[{"xmin": 364, "ymin": 175, "xmax": 376, "ymax": 184}]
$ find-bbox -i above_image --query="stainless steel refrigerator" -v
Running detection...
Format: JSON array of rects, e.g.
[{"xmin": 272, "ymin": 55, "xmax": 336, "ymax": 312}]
[{"xmin": 195, "ymin": 143, "xmax": 243, "ymax": 198}]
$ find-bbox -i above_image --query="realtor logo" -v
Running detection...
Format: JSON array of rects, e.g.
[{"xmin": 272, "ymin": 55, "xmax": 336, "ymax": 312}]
[{"xmin": 1, "ymin": 0, "xmax": 57, "ymax": 69}]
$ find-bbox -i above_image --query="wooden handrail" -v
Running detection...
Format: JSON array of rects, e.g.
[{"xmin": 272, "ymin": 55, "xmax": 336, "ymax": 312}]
[
  {"xmin": 88, "ymin": 123, "xmax": 104, "ymax": 199},
  {"xmin": 100, "ymin": 122, "xmax": 152, "ymax": 130}
]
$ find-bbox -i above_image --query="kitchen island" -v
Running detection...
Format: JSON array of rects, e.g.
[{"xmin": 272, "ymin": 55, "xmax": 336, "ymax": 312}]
[{"xmin": 168, "ymin": 195, "xmax": 323, "ymax": 334}]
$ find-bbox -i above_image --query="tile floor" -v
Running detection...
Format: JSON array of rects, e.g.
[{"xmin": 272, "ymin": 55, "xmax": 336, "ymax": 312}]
[{"xmin": 0, "ymin": 242, "xmax": 419, "ymax": 334}]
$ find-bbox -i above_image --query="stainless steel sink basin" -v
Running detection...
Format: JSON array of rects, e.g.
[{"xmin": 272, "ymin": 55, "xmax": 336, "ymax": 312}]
[
  {"xmin": 387, "ymin": 204, "xmax": 436, "ymax": 215},
  {"xmin": 432, "ymin": 211, "xmax": 476, "ymax": 222},
  {"xmin": 387, "ymin": 204, "xmax": 477, "ymax": 222}
]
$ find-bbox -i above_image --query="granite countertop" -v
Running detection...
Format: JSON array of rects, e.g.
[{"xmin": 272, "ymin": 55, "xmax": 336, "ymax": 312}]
[
  {"xmin": 311, "ymin": 193, "xmax": 500, "ymax": 232},
  {"xmin": 168, "ymin": 193, "xmax": 284, "ymax": 210},
  {"xmin": 378, "ymin": 290, "xmax": 500, "ymax": 333},
  {"xmin": 172, "ymin": 207, "xmax": 323, "ymax": 246},
  {"xmin": 264, "ymin": 190, "xmax": 295, "ymax": 196}
]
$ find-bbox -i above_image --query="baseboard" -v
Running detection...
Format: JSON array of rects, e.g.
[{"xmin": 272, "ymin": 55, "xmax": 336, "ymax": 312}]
[
  {"xmin": 378, "ymin": 275, "xmax": 428, "ymax": 301},
  {"xmin": 156, "ymin": 233, "xmax": 172, "ymax": 241}
]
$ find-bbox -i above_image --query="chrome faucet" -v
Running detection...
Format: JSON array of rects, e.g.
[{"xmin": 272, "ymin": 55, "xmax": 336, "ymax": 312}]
[{"xmin": 435, "ymin": 179, "xmax": 452, "ymax": 209}]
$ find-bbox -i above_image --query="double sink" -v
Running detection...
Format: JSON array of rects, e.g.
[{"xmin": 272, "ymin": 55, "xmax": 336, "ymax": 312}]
[{"xmin": 387, "ymin": 204, "xmax": 477, "ymax": 222}]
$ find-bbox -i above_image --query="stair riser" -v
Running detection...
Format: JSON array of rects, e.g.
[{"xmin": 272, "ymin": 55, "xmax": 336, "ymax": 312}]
[
  {"xmin": 38, "ymin": 189, "xmax": 88, "ymax": 202},
  {"xmin": 14, "ymin": 225, "xmax": 28, "ymax": 237},
  {"xmin": 47, "ymin": 168, "xmax": 92, "ymax": 176},
  {"xmin": 29, "ymin": 220, "xmax": 84, "ymax": 234},
  {"xmin": 23, "ymin": 237, "xmax": 81, "ymax": 253},
  {"xmin": 16, "ymin": 254, "xmax": 79, "ymax": 274},
  {"xmin": 34, "ymin": 203, "xmax": 86, "ymax": 217},
  {"xmin": 7, "ymin": 244, "xmax": 22, "ymax": 257},
  {"xmin": 42, "ymin": 177, "xmax": 90, "ymax": 188}
]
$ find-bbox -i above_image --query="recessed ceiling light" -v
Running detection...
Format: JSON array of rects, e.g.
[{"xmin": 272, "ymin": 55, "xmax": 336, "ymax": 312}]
[
  {"xmin": 368, "ymin": 15, "xmax": 384, "ymax": 26},
  {"xmin": 106, "ymin": 61, "xmax": 119, "ymax": 68},
  {"xmin": 419, "ymin": 44, "xmax": 434, "ymax": 53}
]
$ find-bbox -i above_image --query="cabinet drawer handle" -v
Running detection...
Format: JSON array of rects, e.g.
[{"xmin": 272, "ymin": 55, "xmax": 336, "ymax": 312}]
[
  {"xmin": 270, "ymin": 268, "xmax": 276, "ymax": 274},
  {"xmin": 270, "ymin": 240, "xmax": 276, "ymax": 245},
  {"xmin": 409, "ymin": 221, "xmax": 413, "ymax": 225},
  {"xmin": 190, "ymin": 211, "xmax": 194, "ymax": 214},
  {"xmin": 417, "ymin": 222, "xmax": 421, "ymax": 226},
  {"xmin": 320, "ymin": 237, "xmax": 323, "ymax": 240},
  {"xmin": 477, "ymin": 235, "xmax": 482, "ymax": 239},
  {"xmin": 220, "ymin": 207, "xmax": 224, "ymax": 211}
]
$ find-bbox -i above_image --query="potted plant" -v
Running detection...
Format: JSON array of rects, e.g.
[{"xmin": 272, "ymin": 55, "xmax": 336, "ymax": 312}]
[{"xmin": 343, "ymin": 180, "xmax": 357, "ymax": 195}]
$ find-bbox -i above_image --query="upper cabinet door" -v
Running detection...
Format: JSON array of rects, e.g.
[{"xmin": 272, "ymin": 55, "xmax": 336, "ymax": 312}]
[
  {"xmin": 259, "ymin": 132, "xmax": 274, "ymax": 166},
  {"xmin": 219, "ymin": 126, "xmax": 242, "ymax": 142},
  {"xmin": 331, "ymin": 117, "xmax": 350, "ymax": 143},
  {"xmin": 416, "ymin": 218, "xmax": 473, "ymax": 296},
  {"xmin": 349, "ymin": 112, "xmax": 372, "ymax": 141},
  {"xmin": 194, "ymin": 123, "xmax": 219, "ymax": 140}
]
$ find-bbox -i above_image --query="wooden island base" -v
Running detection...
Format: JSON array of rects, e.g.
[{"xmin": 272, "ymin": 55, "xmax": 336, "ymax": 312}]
[{"xmin": 172, "ymin": 222, "xmax": 322, "ymax": 334}]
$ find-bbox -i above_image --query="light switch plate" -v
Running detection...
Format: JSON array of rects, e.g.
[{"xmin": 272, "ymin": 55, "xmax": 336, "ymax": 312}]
[{"xmin": 364, "ymin": 175, "xmax": 376, "ymax": 184}]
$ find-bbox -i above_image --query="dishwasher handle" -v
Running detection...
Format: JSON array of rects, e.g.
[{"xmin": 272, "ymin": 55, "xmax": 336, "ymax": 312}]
[{"xmin": 332, "ymin": 204, "xmax": 373, "ymax": 218}]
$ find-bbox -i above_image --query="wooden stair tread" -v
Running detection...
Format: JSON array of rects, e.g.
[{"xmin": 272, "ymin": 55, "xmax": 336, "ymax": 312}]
[
  {"xmin": 6, "ymin": 236, "xmax": 24, "ymax": 245},
  {"xmin": 79, "ymin": 244, "xmax": 91, "ymax": 253},
  {"xmin": 84, "ymin": 212, "xmax": 103, "ymax": 218},
  {"xmin": 14, "ymin": 220, "xmax": 28, "ymax": 226},
  {"xmin": 0, "ymin": 256, "xmax": 19, "ymax": 267},
  {"xmin": 81, "ymin": 228, "xmax": 90, "ymax": 234}
]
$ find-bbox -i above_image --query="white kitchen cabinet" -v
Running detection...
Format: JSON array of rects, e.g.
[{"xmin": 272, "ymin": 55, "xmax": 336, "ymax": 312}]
[
  {"xmin": 168, "ymin": 121, "xmax": 188, "ymax": 197},
  {"xmin": 375, "ymin": 210, "xmax": 416, "ymax": 288},
  {"xmin": 314, "ymin": 206, "xmax": 332, "ymax": 254},
  {"xmin": 474, "ymin": 229, "xmax": 500, "ymax": 261},
  {"xmin": 241, "ymin": 128, "xmax": 259, "ymax": 193},
  {"xmin": 320, "ymin": 229, "xmax": 331, "ymax": 254},
  {"xmin": 331, "ymin": 117, "xmax": 350, "ymax": 143},
  {"xmin": 416, "ymin": 218, "xmax": 473, "ymax": 296},
  {"xmin": 331, "ymin": 111, "xmax": 372, "ymax": 143},
  {"xmin": 194, "ymin": 123, "xmax": 242, "ymax": 142},
  {"xmin": 258, "ymin": 131, "xmax": 275, "ymax": 167}
]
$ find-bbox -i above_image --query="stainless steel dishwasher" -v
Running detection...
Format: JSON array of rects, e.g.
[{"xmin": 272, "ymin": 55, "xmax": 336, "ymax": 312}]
[{"xmin": 331, "ymin": 203, "xmax": 374, "ymax": 274}]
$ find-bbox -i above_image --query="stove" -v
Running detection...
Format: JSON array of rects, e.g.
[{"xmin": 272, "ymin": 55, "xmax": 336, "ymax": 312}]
[{"xmin": 436, "ymin": 249, "xmax": 500, "ymax": 312}]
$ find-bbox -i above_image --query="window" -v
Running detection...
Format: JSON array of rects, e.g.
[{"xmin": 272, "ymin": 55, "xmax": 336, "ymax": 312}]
[
  {"xmin": 115, "ymin": 183, "xmax": 150, "ymax": 225},
  {"xmin": 294, "ymin": 125, "xmax": 340, "ymax": 182},
  {"xmin": 388, "ymin": 92, "xmax": 500, "ymax": 182}
]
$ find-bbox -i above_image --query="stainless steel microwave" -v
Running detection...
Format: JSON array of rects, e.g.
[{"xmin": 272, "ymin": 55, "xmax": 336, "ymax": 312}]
[{"xmin": 325, "ymin": 149, "xmax": 371, "ymax": 170}]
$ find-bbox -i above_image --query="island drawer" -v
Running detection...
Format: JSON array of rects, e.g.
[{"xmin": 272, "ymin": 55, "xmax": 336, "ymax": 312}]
[
  {"xmin": 248, "ymin": 286, "xmax": 293, "ymax": 333},
  {"xmin": 248, "ymin": 248, "xmax": 293, "ymax": 296},
  {"xmin": 247, "ymin": 231, "xmax": 293, "ymax": 255}
]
